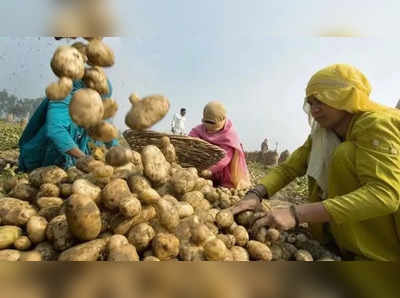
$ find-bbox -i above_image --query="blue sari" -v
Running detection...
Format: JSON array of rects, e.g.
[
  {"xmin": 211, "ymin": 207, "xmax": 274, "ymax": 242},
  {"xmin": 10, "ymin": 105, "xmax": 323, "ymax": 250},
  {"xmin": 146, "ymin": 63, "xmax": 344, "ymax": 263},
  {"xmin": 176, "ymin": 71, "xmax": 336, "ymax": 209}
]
[{"xmin": 19, "ymin": 80, "xmax": 118, "ymax": 172}]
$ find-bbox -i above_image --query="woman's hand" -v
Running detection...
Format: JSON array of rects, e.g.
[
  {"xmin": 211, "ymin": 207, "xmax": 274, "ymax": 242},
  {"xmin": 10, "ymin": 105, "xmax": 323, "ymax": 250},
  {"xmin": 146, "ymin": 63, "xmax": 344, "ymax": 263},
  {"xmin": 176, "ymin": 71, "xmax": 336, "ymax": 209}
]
[
  {"xmin": 249, "ymin": 208, "xmax": 296, "ymax": 237},
  {"xmin": 229, "ymin": 192, "xmax": 261, "ymax": 215}
]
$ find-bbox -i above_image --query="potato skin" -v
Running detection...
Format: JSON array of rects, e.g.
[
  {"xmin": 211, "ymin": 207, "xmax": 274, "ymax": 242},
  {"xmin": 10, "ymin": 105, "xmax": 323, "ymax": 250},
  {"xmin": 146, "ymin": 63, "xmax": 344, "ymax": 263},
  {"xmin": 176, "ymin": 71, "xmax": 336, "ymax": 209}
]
[
  {"xmin": 27, "ymin": 216, "xmax": 48, "ymax": 244},
  {"xmin": 69, "ymin": 88, "xmax": 104, "ymax": 129},
  {"xmin": 46, "ymin": 77, "xmax": 73, "ymax": 100},
  {"xmin": 65, "ymin": 195, "xmax": 102, "ymax": 241},
  {"xmin": 125, "ymin": 94, "xmax": 170, "ymax": 130}
]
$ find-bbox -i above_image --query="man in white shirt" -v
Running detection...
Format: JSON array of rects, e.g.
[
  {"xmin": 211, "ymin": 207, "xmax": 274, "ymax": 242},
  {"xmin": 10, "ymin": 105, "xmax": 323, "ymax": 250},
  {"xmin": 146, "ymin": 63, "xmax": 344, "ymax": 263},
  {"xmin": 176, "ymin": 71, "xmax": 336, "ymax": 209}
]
[{"xmin": 171, "ymin": 108, "xmax": 186, "ymax": 135}]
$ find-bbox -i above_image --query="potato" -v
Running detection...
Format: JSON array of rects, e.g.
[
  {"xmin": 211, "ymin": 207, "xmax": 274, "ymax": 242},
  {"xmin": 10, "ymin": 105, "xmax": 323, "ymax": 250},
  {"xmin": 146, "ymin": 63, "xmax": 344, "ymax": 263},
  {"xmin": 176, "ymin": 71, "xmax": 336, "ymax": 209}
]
[
  {"xmin": 204, "ymin": 238, "xmax": 229, "ymax": 261},
  {"xmin": 0, "ymin": 249, "xmax": 21, "ymax": 261},
  {"xmin": 58, "ymin": 239, "xmax": 108, "ymax": 261},
  {"xmin": 266, "ymin": 228, "xmax": 280, "ymax": 242},
  {"xmin": 270, "ymin": 244, "xmax": 283, "ymax": 261},
  {"xmin": 131, "ymin": 205, "xmax": 157, "ymax": 226},
  {"xmin": 182, "ymin": 191, "xmax": 211, "ymax": 212},
  {"xmin": 179, "ymin": 243, "xmax": 205, "ymax": 261},
  {"xmin": 107, "ymin": 235, "xmax": 140, "ymax": 262},
  {"xmin": 9, "ymin": 183, "xmax": 37, "ymax": 202},
  {"xmin": 65, "ymin": 194, "xmax": 102, "ymax": 241},
  {"xmin": 46, "ymin": 215, "xmax": 75, "ymax": 251},
  {"xmin": 236, "ymin": 211, "xmax": 254, "ymax": 227},
  {"xmin": 217, "ymin": 192, "xmax": 231, "ymax": 209},
  {"xmin": 176, "ymin": 202, "xmax": 194, "ymax": 218},
  {"xmin": 216, "ymin": 210, "xmax": 234, "ymax": 229},
  {"xmin": 83, "ymin": 66, "xmax": 109, "ymax": 95},
  {"xmin": 127, "ymin": 223, "xmax": 155, "ymax": 252},
  {"xmin": 247, "ymin": 241, "xmax": 272, "ymax": 261},
  {"xmin": 38, "ymin": 206, "xmax": 61, "ymax": 222},
  {"xmin": 34, "ymin": 242, "xmax": 58, "ymax": 261},
  {"xmin": 69, "ymin": 88, "xmax": 104, "ymax": 128},
  {"xmin": 72, "ymin": 179, "xmax": 102, "ymax": 204},
  {"xmin": 27, "ymin": 216, "xmax": 48, "ymax": 244},
  {"xmin": 102, "ymin": 98, "xmax": 118, "ymax": 119},
  {"xmin": 36, "ymin": 166, "xmax": 68, "ymax": 186},
  {"xmin": 88, "ymin": 121, "xmax": 118, "ymax": 143},
  {"xmin": 0, "ymin": 198, "xmax": 37, "ymax": 226},
  {"xmin": 152, "ymin": 233, "xmax": 180, "ymax": 261},
  {"xmin": 105, "ymin": 146, "xmax": 133, "ymax": 167},
  {"xmin": 149, "ymin": 218, "xmax": 170, "ymax": 234},
  {"xmin": 66, "ymin": 167, "xmax": 85, "ymax": 183},
  {"xmin": 194, "ymin": 178, "xmax": 208, "ymax": 191},
  {"xmin": 171, "ymin": 169, "xmax": 197, "ymax": 195},
  {"xmin": 19, "ymin": 251, "xmax": 42, "ymax": 261},
  {"xmin": 125, "ymin": 93, "xmax": 170, "ymax": 130},
  {"xmin": 51, "ymin": 45, "xmax": 85, "ymax": 79},
  {"xmin": 127, "ymin": 175, "xmax": 151, "ymax": 193},
  {"xmin": 102, "ymin": 179, "xmax": 131, "ymax": 210},
  {"xmin": 92, "ymin": 165, "xmax": 114, "ymax": 178},
  {"xmin": 295, "ymin": 249, "xmax": 314, "ymax": 262},
  {"xmin": 156, "ymin": 199, "xmax": 180, "ymax": 232},
  {"xmin": 37, "ymin": 197, "xmax": 64, "ymax": 209},
  {"xmin": 71, "ymin": 41, "xmax": 88, "ymax": 61},
  {"xmin": 46, "ymin": 77, "xmax": 73, "ymax": 100},
  {"xmin": 142, "ymin": 145, "xmax": 171, "ymax": 185},
  {"xmin": 191, "ymin": 224, "xmax": 215, "ymax": 246},
  {"xmin": 86, "ymin": 39, "xmax": 115, "ymax": 67},
  {"xmin": 119, "ymin": 195, "xmax": 142, "ymax": 218},
  {"xmin": 75, "ymin": 157, "xmax": 102, "ymax": 173},
  {"xmin": 0, "ymin": 226, "xmax": 22, "ymax": 249},
  {"xmin": 296, "ymin": 233, "xmax": 308, "ymax": 243},
  {"xmin": 203, "ymin": 187, "xmax": 219, "ymax": 203},
  {"xmin": 217, "ymin": 234, "xmax": 236, "ymax": 249},
  {"xmin": 160, "ymin": 136, "xmax": 176, "ymax": 163},
  {"xmin": 14, "ymin": 236, "xmax": 32, "ymax": 251},
  {"xmin": 175, "ymin": 215, "xmax": 201, "ymax": 242},
  {"xmin": 232, "ymin": 226, "xmax": 250, "ymax": 248},
  {"xmin": 279, "ymin": 243, "xmax": 298, "ymax": 260},
  {"xmin": 138, "ymin": 188, "xmax": 161, "ymax": 205},
  {"xmin": 112, "ymin": 163, "xmax": 138, "ymax": 180},
  {"xmin": 37, "ymin": 183, "xmax": 60, "ymax": 199},
  {"xmin": 255, "ymin": 227, "xmax": 268, "ymax": 243},
  {"xmin": 110, "ymin": 214, "xmax": 135, "ymax": 235},
  {"xmin": 230, "ymin": 246, "xmax": 249, "ymax": 261}
]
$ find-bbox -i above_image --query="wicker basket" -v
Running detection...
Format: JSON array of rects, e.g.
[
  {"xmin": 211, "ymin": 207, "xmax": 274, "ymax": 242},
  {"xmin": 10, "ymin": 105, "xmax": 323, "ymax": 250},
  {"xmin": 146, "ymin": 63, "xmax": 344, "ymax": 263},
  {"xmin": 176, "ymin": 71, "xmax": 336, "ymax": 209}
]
[{"xmin": 123, "ymin": 130, "xmax": 226, "ymax": 170}]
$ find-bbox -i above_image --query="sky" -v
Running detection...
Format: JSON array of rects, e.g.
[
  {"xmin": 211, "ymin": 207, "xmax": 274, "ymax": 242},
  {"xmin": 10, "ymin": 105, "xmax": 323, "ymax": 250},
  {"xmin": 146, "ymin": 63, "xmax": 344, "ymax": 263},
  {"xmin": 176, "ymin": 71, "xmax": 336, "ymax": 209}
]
[{"xmin": 1, "ymin": 1, "xmax": 400, "ymax": 152}]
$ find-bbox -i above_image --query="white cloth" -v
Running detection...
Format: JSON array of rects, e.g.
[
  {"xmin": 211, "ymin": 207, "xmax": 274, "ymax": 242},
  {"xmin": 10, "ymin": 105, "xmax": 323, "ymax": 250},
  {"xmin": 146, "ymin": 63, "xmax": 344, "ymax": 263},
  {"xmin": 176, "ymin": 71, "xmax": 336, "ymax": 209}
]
[
  {"xmin": 171, "ymin": 113, "xmax": 186, "ymax": 135},
  {"xmin": 303, "ymin": 101, "xmax": 341, "ymax": 198}
]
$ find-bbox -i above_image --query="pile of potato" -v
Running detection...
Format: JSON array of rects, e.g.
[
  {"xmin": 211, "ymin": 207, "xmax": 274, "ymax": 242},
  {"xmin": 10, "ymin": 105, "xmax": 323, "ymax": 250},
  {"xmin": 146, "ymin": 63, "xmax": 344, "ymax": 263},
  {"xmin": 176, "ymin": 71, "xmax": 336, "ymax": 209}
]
[
  {"xmin": 0, "ymin": 141, "xmax": 340, "ymax": 261},
  {"xmin": 0, "ymin": 121, "xmax": 24, "ymax": 151}
]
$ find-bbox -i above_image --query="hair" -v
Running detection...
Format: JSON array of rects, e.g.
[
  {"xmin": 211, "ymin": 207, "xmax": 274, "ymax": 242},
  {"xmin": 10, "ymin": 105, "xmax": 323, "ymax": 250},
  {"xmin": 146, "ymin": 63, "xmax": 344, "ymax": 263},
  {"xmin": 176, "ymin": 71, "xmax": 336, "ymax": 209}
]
[{"xmin": 180, "ymin": 108, "xmax": 186, "ymax": 112}]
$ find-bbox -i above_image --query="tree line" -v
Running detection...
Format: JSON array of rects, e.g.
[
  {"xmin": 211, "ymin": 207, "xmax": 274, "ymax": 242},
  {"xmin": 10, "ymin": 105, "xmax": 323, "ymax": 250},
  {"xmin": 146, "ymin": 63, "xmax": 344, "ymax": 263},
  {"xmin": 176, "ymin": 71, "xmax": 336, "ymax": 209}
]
[{"xmin": 0, "ymin": 89, "xmax": 43, "ymax": 121}]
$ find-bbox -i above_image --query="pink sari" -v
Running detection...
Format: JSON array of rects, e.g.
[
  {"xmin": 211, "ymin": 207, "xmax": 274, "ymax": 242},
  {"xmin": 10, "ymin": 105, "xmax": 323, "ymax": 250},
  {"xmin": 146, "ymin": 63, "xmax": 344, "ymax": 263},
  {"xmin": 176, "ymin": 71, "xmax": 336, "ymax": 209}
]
[{"xmin": 189, "ymin": 119, "xmax": 251, "ymax": 189}]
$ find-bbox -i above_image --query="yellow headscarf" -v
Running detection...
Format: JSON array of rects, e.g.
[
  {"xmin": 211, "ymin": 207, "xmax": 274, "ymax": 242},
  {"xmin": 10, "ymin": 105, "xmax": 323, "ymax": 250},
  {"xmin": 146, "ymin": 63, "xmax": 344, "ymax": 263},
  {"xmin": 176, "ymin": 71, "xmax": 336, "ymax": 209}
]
[
  {"xmin": 304, "ymin": 64, "xmax": 398, "ymax": 196},
  {"xmin": 306, "ymin": 64, "xmax": 387, "ymax": 113}
]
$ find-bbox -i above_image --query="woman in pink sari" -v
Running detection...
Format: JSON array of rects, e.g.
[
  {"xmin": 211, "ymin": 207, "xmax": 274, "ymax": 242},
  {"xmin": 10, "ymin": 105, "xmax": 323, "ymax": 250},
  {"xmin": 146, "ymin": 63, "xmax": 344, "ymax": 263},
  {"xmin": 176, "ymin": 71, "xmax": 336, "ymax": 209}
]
[{"xmin": 189, "ymin": 101, "xmax": 251, "ymax": 189}]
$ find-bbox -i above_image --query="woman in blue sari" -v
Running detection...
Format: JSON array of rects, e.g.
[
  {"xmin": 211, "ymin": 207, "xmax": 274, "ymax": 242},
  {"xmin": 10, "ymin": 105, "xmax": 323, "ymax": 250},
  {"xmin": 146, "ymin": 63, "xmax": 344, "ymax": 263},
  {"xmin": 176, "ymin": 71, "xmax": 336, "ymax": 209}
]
[{"xmin": 18, "ymin": 79, "xmax": 118, "ymax": 172}]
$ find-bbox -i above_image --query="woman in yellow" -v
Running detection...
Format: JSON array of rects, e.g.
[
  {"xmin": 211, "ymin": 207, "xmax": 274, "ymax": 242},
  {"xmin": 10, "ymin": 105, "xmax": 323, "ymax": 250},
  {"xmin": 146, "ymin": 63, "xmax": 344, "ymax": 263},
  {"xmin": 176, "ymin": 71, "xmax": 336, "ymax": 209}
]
[{"xmin": 231, "ymin": 64, "xmax": 400, "ymax": 261}]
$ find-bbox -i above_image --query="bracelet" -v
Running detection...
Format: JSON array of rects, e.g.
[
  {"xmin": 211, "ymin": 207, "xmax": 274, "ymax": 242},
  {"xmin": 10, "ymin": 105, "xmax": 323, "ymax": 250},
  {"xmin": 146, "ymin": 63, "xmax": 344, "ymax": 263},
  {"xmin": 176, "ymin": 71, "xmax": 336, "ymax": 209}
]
[{"xmin": 289, "ymin": 205, "xmax": 300, "ymax": 228}]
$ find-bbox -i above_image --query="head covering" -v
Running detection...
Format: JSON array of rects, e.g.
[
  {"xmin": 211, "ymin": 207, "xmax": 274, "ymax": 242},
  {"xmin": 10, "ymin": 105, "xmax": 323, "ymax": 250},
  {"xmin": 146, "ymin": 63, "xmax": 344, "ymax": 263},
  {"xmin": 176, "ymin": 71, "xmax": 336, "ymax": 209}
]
[
  {"xmin": 304, "ymin": 64, "xmax": 397, "ymax": 196},
  {"xmin": 203, "ymin": 101, "xmax": 227, "ymax": 122}
]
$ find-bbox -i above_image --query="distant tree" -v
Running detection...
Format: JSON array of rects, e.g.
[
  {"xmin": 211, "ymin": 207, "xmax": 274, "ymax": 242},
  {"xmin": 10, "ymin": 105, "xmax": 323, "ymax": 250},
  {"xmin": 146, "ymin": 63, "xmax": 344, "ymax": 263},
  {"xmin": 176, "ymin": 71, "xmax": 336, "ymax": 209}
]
[{"xmin": 0, "ymin": 89, "xmax": 43, "ymax": 120}]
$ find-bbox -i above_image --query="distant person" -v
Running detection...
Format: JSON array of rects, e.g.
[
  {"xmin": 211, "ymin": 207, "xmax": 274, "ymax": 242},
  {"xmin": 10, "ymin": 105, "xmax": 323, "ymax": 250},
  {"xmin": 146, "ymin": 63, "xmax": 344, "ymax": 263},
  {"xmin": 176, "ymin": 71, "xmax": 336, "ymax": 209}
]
[
  {"xmin": 171, "ymin": 108, "xmax": 186, "ymax": 135},
  {"xmin": 261, "ymin": 138, "xmax": 269, "ymax": 154},
  {"xmin": 189, "ymin": 101, "xmax": 251, "ymax": 189},
  {"xmin": 230, "ymin": 64, "xmax": 400, "ymax": 261},
  {"xmin": 18, "ymin": 37, "xmax": 118, "ymax": 172}
]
